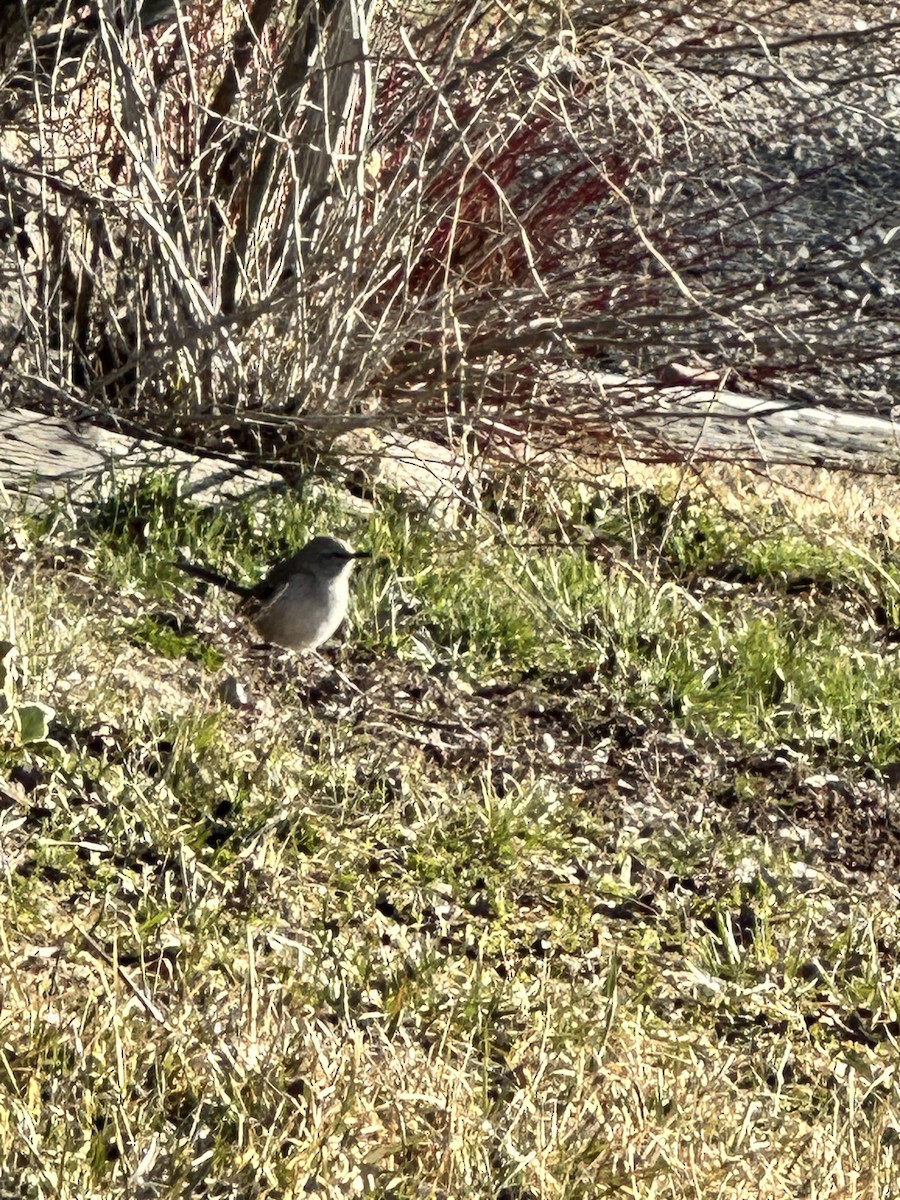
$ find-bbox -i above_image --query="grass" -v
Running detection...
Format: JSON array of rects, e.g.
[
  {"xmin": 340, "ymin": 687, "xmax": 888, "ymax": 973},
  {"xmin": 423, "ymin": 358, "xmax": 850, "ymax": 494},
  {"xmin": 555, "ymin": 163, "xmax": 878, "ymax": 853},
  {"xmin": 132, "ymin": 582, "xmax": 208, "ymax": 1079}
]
[{"xmin": 3, "ymin": 465, "xmax": 900, "ymax": 1197}]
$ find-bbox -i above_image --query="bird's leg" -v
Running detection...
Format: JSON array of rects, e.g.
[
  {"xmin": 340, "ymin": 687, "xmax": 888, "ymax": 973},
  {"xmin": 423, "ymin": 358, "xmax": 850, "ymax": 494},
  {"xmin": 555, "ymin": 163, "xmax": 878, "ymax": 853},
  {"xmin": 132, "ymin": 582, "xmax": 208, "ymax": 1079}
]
[{"xmin": 307, "ymin": 646, "xmax": 364, "ymax": 698}]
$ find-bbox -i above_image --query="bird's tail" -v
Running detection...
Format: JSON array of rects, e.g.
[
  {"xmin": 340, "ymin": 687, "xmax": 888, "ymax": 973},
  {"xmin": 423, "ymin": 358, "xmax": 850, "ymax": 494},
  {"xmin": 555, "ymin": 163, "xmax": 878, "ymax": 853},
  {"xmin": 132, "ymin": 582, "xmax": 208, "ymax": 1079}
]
[{"xmin": 172, "ymin": 560, "xmax": 254, "ymax": 599}]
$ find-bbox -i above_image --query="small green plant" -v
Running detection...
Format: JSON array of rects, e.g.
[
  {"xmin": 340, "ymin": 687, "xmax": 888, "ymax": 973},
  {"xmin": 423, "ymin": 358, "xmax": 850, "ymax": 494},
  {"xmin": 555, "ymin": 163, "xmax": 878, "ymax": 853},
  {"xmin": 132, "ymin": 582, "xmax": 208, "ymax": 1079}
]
[{"xmin": 125, "ymin": 613, "xmax": 225, "ymax": 671}]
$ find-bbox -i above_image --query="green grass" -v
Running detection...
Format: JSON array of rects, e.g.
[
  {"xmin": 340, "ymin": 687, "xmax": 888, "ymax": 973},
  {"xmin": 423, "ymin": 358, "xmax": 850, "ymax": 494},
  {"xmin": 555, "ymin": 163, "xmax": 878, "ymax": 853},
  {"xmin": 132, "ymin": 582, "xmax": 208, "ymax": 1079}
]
[
  {"xmin": 4, "ymin": 468, "xmax": 900, "ymax": 1198},
  {"xmin": 17, "ymin": 472, "xmax": 900, "ymax": 761}
]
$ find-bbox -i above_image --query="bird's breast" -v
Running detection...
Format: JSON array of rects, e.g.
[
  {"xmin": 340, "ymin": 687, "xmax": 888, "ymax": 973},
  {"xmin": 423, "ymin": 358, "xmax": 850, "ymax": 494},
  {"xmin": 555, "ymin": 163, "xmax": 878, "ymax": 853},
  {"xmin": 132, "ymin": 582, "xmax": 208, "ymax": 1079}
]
[{"xmin": 252, "ymin": 574, "xmax": 350, "ymax": 652}]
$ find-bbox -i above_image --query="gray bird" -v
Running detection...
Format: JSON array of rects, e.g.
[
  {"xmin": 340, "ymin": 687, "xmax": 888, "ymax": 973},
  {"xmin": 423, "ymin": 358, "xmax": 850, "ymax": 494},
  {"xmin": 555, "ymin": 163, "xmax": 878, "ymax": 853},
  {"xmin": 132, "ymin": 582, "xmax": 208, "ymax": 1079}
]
[{"xmin": 175, "ymin": 535, "xmax": 369, "ymax": 652}]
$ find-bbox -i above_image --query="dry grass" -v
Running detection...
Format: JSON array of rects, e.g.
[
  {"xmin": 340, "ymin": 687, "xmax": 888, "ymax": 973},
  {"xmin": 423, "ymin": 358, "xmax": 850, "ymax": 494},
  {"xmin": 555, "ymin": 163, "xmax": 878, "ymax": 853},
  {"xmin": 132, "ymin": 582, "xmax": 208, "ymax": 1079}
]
[
  {"xmin": 4, "ymin": 467, "xmax": 900, "ymax": 1196},
  {"xmin": 3, "ymin": 0, "xmax": 900, "ymax": 1192}
]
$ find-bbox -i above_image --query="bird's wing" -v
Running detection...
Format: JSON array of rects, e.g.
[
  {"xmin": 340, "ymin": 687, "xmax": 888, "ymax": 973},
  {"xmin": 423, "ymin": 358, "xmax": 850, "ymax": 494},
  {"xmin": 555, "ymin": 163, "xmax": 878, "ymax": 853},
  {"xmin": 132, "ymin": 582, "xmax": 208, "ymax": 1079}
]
[{"xmin": 250, "ymin": 553, "xmax": 315, "ymax": 605}]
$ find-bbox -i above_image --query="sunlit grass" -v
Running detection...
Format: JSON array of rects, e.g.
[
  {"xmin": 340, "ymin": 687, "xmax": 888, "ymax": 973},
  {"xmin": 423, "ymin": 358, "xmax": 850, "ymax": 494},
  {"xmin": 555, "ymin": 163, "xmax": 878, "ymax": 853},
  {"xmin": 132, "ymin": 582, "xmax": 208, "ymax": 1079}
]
[{"xmin": 4, "ymin": 468, "xmax": 900, "ymax": 1197}]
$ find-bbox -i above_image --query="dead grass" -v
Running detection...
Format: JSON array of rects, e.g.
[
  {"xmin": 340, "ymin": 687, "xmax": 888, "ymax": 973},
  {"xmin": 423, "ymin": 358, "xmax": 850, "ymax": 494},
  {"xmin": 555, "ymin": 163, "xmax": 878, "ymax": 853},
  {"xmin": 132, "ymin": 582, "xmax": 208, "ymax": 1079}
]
[{"xmin": 3, "ymin": 466, "xmax": 900, "ymax": 1197}]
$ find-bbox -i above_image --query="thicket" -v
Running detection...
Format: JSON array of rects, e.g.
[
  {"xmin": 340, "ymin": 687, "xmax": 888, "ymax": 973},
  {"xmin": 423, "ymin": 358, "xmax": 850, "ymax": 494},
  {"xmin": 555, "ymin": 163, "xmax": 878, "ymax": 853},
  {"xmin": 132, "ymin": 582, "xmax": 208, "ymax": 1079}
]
[{"xmin": 1, "ymin": 0, "xmax": 898, "ymax": 464}]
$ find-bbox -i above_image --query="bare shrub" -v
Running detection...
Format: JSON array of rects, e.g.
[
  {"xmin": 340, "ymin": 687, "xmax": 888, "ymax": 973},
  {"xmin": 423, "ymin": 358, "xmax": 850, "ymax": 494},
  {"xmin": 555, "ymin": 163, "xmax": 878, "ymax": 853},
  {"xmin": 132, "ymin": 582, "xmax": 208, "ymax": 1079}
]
[{"xmin": 1, "ymin": 0, "xmax": 899, "ymax": 464}]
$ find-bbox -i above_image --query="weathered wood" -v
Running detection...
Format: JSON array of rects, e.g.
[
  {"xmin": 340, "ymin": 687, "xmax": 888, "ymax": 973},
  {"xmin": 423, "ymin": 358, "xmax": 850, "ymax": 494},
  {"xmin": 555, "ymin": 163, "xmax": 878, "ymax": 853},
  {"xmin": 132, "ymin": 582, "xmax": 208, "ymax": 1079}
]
[{"xmin": 0, "ymin": 405, "xmax": 281, "ymax": 507}]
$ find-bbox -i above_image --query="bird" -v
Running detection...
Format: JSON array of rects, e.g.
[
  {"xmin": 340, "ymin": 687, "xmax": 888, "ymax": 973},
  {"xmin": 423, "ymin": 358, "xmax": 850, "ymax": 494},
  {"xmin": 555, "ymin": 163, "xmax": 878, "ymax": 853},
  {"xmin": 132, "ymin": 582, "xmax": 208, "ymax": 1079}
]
[{"xmin": 174, "ymin": 535, "xmax": 369, "ymax": 652}]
